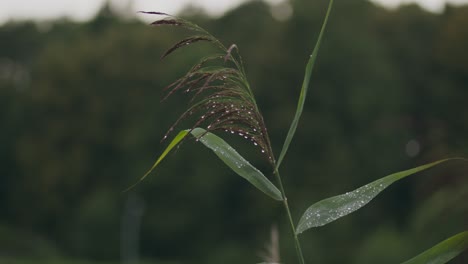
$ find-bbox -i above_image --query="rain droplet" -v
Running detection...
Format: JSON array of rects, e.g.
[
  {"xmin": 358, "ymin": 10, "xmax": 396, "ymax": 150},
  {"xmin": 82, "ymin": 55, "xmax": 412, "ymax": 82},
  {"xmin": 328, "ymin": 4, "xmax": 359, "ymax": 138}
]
[{"xmin": 261, "ymin": 149, "xmax": 265, "ymax": 153}]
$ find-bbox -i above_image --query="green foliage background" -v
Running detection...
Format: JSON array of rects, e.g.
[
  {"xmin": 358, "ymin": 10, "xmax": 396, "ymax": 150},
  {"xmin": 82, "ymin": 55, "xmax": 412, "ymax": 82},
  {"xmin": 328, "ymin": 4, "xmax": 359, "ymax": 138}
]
[{"xmin": 1, "ymin": 0, "xmax": 468, "ymax": 263}]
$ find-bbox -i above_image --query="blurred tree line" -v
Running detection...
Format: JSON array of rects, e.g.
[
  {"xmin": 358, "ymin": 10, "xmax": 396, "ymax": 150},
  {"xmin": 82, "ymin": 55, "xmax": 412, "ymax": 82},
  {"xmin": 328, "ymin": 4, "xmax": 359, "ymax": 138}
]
[{"xmin": 0, "ymin": 0, "xmax": 467, "ymax": 263}]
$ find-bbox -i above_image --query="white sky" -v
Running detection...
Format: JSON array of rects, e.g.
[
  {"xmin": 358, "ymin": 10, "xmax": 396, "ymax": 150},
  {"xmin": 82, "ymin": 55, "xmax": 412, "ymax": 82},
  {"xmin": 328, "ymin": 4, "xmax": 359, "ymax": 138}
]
[{"xmin": 1, "ymin": 0, "xmax": 468, "ymax": 24}]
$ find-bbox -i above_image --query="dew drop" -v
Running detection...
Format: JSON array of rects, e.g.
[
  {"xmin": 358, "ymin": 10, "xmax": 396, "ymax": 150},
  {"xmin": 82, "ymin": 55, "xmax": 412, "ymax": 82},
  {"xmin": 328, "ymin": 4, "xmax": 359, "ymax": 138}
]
[
  {"xmin": 253, "ymin": 142, "xmax": 258, "ymax": 146},
  {"xmin": 261, "ymin": 149, "xmax": 265, "ymax": 153}
]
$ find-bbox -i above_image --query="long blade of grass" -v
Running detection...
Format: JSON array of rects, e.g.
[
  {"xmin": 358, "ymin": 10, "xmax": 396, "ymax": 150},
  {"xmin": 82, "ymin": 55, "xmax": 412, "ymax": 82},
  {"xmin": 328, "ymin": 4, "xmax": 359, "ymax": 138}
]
[
  {"xmin": 190, "ymin": 128, "xmax": 283, "ymax": 201},
  {"xmin": 296, "ymin": 158, "xmax": 463, "ymax": 234},
  {"xmin": 276, "ymin": 0, "xmax": 334, "ymax": 170},
  {"xmin": 124, "ymin": 130, "xmax": 189, "ymax": 192},
  {"xmin": 401, "ymin": 231, "xmax": 468, "ymax": 264}
]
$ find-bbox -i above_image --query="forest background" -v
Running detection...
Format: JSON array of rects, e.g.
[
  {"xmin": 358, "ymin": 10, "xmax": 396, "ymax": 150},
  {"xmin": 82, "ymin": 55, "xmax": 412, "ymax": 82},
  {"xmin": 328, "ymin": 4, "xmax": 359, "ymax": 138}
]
[{"xmin": 1, "ymin": 0, "xmax": 468, "ymax": 263}]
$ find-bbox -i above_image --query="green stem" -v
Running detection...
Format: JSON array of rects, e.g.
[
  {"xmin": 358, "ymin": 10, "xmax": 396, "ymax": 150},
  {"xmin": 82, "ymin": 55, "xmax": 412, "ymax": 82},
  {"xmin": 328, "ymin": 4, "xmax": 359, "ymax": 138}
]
[{"xmin": 274, "ymin": 169, "xmax": 305, "ymax": 264}]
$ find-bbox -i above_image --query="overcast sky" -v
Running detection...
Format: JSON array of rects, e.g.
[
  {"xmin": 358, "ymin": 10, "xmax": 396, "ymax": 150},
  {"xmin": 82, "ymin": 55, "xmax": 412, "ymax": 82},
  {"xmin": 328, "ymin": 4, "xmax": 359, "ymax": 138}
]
[{"xmin": 1, "ymin": 0, "xmax": 468, "ymax": 24}]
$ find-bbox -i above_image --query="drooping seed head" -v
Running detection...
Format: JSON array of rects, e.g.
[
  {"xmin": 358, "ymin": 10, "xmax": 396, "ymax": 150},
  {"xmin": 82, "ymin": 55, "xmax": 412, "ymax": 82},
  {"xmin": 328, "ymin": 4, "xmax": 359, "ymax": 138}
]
[{"xmin": 143, "ymin": 12, "xmax": 276, "ymax": 165}]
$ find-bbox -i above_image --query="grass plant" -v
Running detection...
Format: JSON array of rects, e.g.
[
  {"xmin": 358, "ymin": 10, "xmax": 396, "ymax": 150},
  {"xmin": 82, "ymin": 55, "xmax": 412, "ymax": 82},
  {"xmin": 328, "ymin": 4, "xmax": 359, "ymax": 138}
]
[{"xmin": 131, "ymin": 0, "xmax": 468, "ymax": 263}]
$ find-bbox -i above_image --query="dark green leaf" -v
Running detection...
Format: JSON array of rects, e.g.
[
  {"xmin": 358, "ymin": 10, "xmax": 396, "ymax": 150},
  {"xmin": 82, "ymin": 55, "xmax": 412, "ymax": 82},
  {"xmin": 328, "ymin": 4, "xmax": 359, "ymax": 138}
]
[
  {"xmin": 276, "ymin": 0, "xmax": 334, "ymax": 169},
  {"xmin": 401, "ymin": 231, "xmax": 468, "ymax": 264},
  {"xmin": 190, "ymin": 128, "xmax": 283, "ymax": 201}
]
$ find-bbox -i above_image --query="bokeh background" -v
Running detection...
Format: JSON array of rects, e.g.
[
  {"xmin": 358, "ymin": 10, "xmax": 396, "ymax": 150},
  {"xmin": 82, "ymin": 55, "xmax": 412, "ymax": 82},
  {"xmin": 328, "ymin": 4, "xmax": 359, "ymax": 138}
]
[{"xmin": 1, "ymin": 0, "xmax": 468, "ymax": 263}]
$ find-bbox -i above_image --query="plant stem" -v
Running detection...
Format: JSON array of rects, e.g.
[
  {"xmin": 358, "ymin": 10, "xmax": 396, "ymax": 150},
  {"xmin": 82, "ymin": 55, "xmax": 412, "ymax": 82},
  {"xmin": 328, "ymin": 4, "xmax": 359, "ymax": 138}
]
[{"xmin": 274, "ymin": 169, "xmax": 305, "ymax": 264}]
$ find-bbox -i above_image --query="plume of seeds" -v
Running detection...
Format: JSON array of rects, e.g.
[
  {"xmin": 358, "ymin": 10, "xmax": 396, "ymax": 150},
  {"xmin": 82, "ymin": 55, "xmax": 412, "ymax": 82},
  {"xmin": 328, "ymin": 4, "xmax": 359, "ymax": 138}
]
[{"xmin": 142, "ymin": 12, "xmax": 275, "ymax": 165}]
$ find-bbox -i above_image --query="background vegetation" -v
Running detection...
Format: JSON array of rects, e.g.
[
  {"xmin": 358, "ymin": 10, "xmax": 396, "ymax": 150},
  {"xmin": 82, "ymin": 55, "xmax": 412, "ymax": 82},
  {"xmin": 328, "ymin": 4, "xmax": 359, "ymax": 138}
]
[{"xmin": 1, "ymin": 0, "xmax": 467, "ymax": 263}]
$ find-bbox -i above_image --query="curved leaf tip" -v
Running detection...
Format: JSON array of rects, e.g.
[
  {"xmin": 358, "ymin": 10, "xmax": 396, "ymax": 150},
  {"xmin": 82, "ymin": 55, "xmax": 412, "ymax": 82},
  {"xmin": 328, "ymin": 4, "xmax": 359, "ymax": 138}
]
[
  {"xmin": 123, "ymin": 130, "xmax": 189, "ymax": 192},
  {"xmin": 402, "ymin": 231, "xmax": 468, "ymax": 264}
]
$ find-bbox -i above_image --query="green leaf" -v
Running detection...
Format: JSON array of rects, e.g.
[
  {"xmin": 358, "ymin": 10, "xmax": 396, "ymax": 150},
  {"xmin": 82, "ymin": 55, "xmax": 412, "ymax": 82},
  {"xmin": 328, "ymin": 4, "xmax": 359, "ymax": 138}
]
[
  {"xmin": 190, "ymin": 128, "xmax": 283, "ymax": 201},
  {"xmin": 276, "ymin": 0, "xmax": 334, "ymax": 170},
  {"xmin": 296, "ymin": 158, "xmax": 462, "ymax": 234},
  {"xmin": 401, "ymin": 231, "xmax": 468, "ymax": 264},
  {"xmin": 124, "ymin": 130, "xmax": 189, "ymax": 192},
  {"xmin": 125, "ymin": 127, "xmax": 282, "ymax": 200}
]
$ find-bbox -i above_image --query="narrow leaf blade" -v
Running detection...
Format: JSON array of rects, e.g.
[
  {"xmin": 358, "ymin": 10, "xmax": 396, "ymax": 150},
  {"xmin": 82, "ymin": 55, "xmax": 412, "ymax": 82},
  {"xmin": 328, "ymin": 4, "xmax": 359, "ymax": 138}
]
[
  {"xmin": 276, "ymin": 0, "xmax": 334, "ymax": 169},
  {"xmin": 123, "ymin": 130, "xmax": 189, "ymax": 191},
  {"xmin": 296, "ymin": 158, "xmax": 461, "ymax": 234},
  {"xmin": 402, "ymin": 231, "xmax": 468, "ymax": 264},
  {"xmin": 190, "ymin": 128, "xmax": 283, "ymax": 201}
]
